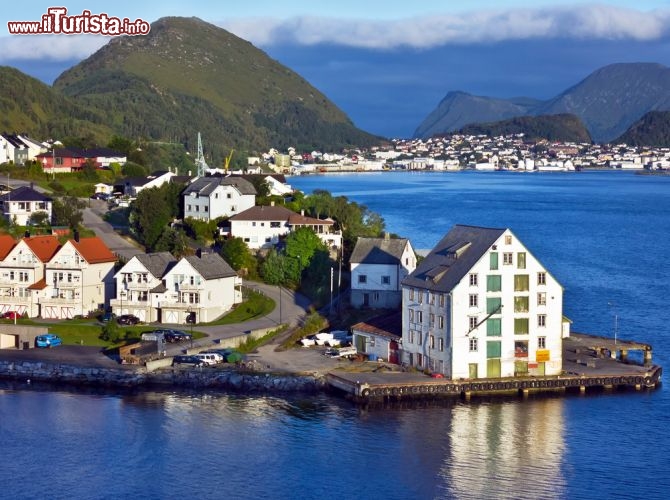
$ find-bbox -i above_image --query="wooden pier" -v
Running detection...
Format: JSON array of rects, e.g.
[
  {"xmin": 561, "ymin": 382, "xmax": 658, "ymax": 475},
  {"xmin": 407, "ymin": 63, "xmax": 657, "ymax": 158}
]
[{"xmin": 326, "ymin": 333, "xmax": 662, "ymax": 402}]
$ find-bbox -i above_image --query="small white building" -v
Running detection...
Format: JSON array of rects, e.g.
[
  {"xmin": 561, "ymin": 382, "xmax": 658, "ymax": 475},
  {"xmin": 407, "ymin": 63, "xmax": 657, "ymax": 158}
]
[
  {"xmin": 0, "ymin": 186, "xmax": 52, "ymax": 226},
  {"xmin": 182, "ymin": 176, "xmax": 256, "ymax": 221},
  {"xmin": 123, "ymin": 171, "xmax": 176, "ymax": 197},
  {"xmin": 350, "ymin": 235, "xmax": 416, "ymax": 309},
  {"xmin": 351, "ymin": 311, "xmax": 402, "ymax": 363},
  {"xmin": 401, "ymin": 225, "xmax": 566, "ymax": 379}
]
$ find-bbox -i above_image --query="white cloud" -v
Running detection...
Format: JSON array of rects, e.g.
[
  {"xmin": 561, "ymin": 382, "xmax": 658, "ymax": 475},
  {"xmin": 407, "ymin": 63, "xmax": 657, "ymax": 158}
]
[
  {"xmin": 0, "ymin": 34, "xmax": 106, "ymax": 62},
  {"xmin": 220, "ymin": 5, "xmax": 670, "ymax": 49}
]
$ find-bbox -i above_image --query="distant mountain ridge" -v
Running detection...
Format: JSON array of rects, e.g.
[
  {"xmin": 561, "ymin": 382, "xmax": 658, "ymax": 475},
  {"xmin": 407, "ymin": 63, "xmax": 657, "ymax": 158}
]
[
  {"xmin": 455, "ymin": 114, "xmax": 592, "ymax": 143},
  {"xmin": 415, "ymin": 63, "xmax": 670, "ymax": 143},
  {"xmin": 1, "ymin": 17, "xmax": 380, "ymax": 161}
]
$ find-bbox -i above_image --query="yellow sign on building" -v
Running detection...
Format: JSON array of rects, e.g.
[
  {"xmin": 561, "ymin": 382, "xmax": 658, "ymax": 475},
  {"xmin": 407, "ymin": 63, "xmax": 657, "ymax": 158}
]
[{"xmin": 536, "ymin": 350, "xmax": 550, "ymax": 362}]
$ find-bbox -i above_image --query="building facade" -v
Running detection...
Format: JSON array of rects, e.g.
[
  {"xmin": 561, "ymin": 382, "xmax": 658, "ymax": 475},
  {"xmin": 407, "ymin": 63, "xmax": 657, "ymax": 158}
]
[
  {"xmin": 0, "ymin": 186, "xmax": 52, "ymax": 226},
  {"xmin": 182, "ymin": 176, "xmax": 256, "ymax": 221},
  {"xmin": 401, "ymin": 225, "xmax": 565, "ymax": 379}
]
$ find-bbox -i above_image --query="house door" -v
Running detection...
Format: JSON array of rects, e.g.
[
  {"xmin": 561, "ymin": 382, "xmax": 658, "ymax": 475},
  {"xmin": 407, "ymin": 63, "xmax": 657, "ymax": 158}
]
[
  {"xmin": 389, "ymin": 341, "xmax": 399, "ymax": 364},
  {"xmin": 363, "ymin": 293, "xmax": 369, "ymax": 306},
  {"xmin": 537, "ymin": 362, "xmax": 546, "ymax": 376},
  {"xmin": 469, "ymin": 363, "xmax": 478, "ymax": 379}
]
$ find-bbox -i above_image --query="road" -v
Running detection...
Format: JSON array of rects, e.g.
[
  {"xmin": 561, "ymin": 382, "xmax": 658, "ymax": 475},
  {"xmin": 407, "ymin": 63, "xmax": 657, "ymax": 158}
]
[{"xmin": 83, "ymin": 199, "xmax": 144, "ymax": 261}]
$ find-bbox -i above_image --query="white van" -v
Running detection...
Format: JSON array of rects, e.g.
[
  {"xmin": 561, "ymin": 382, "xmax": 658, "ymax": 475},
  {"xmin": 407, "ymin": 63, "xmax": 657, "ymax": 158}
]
[{"xmin": 194, "ymin": 353, "xmax": 223, "ymax": 365}]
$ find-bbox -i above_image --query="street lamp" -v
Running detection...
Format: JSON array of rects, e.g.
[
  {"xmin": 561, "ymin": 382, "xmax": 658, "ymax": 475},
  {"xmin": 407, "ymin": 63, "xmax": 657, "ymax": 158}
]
[{"xmin": 608, "ymin": 301, "xmax": 619, "ymax": 345}]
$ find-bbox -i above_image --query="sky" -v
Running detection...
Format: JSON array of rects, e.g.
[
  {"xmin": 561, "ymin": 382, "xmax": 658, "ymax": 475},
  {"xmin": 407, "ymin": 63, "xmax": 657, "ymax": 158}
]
[{"xmin": 2, "ymin": 1, "xmax": 670, "ymax": 138}]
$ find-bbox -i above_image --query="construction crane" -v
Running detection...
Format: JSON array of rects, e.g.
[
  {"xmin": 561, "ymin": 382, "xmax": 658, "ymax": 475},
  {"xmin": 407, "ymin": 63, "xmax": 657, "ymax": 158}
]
[
  {"xmin": 195, "ymin": 132, "xmax": 208, "ymax": 178},
  {"xmin": 224, "ymin": 149, "xmax": 235, "ymax": 173}
]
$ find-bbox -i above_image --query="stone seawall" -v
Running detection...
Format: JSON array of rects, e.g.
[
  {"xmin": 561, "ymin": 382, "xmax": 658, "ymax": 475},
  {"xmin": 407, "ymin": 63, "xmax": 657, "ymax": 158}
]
[{"xmin": 0, "ymin": 360, "xmax": 327, "ymax": 394}]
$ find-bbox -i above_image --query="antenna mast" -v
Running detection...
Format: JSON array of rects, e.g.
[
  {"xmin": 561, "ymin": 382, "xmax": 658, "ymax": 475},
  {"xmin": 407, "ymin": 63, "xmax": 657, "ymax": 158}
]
[{"xmin": 195, "ymin": 132, "xmax": 208, "ymax": 177}]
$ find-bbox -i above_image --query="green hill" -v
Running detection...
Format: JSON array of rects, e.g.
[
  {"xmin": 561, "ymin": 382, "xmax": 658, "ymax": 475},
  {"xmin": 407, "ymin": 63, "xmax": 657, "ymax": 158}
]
[
  {"xmin": 615, "ymin": 111, "xmax": 670, "ymax": 147},
  {"xmin": 456, "ymin": 114, "xmax": 592, "ymax": 143},
  {"xmin": 53, "ymin": 17, "xmax": 380, "ymax": 160}
]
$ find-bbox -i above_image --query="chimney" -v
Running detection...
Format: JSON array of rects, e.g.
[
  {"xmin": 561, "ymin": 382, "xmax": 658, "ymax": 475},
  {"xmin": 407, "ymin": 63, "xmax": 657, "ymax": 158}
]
[
  {"xmin": 24, "ymin": 230, "xmax": 30, "ymax": 239},
  {"xmin": 74, "ymin": 230, "xmax": 80, "ymax": 242},
  {"xmin": 196, "ymin": 248, "xmax": 203, "ymax": 258},
  {"xmin": 384, "ymin": 232, "xmax": 390, "ymax": 240},
  {"xmin": 301, "ymin": 209, "xmax": 304, "ymax": 216}
]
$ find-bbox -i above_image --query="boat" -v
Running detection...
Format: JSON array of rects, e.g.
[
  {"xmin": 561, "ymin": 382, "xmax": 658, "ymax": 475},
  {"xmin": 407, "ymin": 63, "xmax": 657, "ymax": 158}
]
[
  {"xmin": 300, "ymin": 337, "xmax": 316, "ymax": 347},
  {"xmin": 314, "ymin": 332, "xmax": 334, "ymax": 346}
]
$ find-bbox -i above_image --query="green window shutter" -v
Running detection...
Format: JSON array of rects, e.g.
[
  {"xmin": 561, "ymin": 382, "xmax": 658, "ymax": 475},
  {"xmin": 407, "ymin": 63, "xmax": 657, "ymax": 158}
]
[
  {"xmin": 487, "ymin": 341, "xmax": 502, "ymax": 358},
  {"xmin": 514, "ymin": 317, "xmax": 529, "ymax": 335},
  {"xmin": 514, "ymin": 274, "xmax": 529, "ymax": 291},
  {"xmin": 487, "ymin": 275, "xmax": 501, "ymax": 292},
  {"xmin": 487, "ymin": 297, "xmax": 502, "ymax": 314},
  {"xmin": 486, "ymin": 318, "xmax": 501, "ymax": 336},
  {"xmin": 490, "ymin": 252, "xmax": 498, "ymax": 270}
]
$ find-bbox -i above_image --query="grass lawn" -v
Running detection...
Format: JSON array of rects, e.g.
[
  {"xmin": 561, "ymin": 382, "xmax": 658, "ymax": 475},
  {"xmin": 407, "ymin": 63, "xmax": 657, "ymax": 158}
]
[{"xmin": 206, "ymin": 290, "xmax": 275, "ymax": 326}]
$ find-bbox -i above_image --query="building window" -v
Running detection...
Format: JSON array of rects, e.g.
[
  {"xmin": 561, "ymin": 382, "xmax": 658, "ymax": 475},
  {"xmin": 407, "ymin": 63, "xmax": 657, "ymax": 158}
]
[
  {"xmin": 517, "ymin": 252, "xmax": 526, "ymax": 269},
  {"xmin": 515, "ymin": 317, "xmax": 529, "ymax": 335},
  {"xmin": 505, "ymin": 235, "xmax": 512, "ymax": 245},
  {"xmin": 429, "ymin": 292, "xmax": 435, "ymax": 305},
  {"xmin": 469, "ymin": 316, "xmax": 478, "ymax": 331},
  {"xmin": 409, "ymin": 330, "xmax": 415, "ymax": 343},
  {"xmin": 429, "ymin": 313, "xmax": 435, "ymax": 327},
  {"xmin": 503, "ymin": 252, "xmax": 513, "ymax": 265},
  {"xmin": 382, "ymin": 275, "xmax": 391, "ymax": 285},
  {"xmin": 417, "ymin": 291, "xmax": 423, "ymax": 304},
  {"xmin": 409, "ymin": 309, "xmax": 414, "ymax": 322},
  {"xmin": 409, "ymin": 288, "xmax": 415, "ymax": 301},
  {"xmin": 487, "ymin": 297, "xmax": 502, "ymax": 314},
  {"xmin": 487, "ymin": 275, "xmax": 501, "ymax": 292},
  {"xmin": 469, "ymin": 273, "xmax": 478, "ymax": 286},
  {"xmin": 514, "ymin": 296, "xmax": 529, "ymax": 313},
  {"xmin": 439, "ymin": 338, "xmax": 444, "ymax": 352},
  {"xmin": 537, "ymin": 292, "xmax": 547, "ymax": 306},
  {"xmin": 538, "ymin": 314, "xmax": 547, "ymax": 327},
  {"xmin": 515, "ymin": 340, "xmax": 529, "ymax": 357},
  {"xmin": 417, "ymin": 331, "xmax": 422, "ymax": 345},
  {"xmin": 417, "ymin": 311, "xmax": 423, "ymax": 323},
  {"xmin": 514, "ymin": 274, "xmax": 529, "ymax": 291},
  {"xmin": 439, "ymin": 294, "xmax": 445, "ymax": 307},
  {"xmin": 490, "ymin": 252, "xmax": 499, "ymax": 270},
  {"xmin": 537, "ymin": 272, "xmax": 546, "ymax": 286},
  {"xmin": 429, "ymin": 335, "xmax": 435, "ymax": 349},
  {"xmin": 487, "ymin": 318, "xmax": 501, "ymax": 336},
  {"xmin": 469, "ymin": 294, "xmax": 478, "ymax": 308},
  {"xmin": 438, "ymin": 316, "xmax": 444, "ymax": 329},
  {"xmin": 227, "ymin": 193, "xmax": 232, "ymax": 199},
  {"xmin": 538, "ymin": 336, "xmax": 546, "ymax": 349},
  {"xmin": 469, "ymin": 338, "xmax": 478, "ymax": 352},
  {"xmin": 358, "ymin": 275, "xmax": 367, "ymax": 284}
]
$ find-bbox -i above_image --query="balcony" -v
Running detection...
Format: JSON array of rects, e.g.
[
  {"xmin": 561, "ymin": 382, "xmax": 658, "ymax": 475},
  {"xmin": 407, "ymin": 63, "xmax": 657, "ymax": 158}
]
[
  {"xmin": 49, "ymin": 262, "xmax": 86, "ymax": 270},
  {"xmin": 0, "ymin": 295, "xmax": 32, "ymax": 305},
  {"xmin": 178, "ymin": 282, "xmax": 204, "ymax": 291},
  {"xmin": 157, "ymin": 300, "xmax": 199, "ymax": 310},
  {"xmin": 40, "ymin": 296, "xmax": 78, "ymax": 305}
]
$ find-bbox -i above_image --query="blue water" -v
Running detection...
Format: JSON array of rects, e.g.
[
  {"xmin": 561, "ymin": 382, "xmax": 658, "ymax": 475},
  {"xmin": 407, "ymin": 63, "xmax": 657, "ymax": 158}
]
[{"xmin": 2, "ymin": 171, "xmax": 669, "ymax": 499}]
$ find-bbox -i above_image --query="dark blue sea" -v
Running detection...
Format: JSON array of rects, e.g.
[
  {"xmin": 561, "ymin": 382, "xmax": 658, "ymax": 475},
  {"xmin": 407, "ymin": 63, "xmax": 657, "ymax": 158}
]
[{"xmin": 2, "ymin": 171, "xmax": 669, "ymax": 499}]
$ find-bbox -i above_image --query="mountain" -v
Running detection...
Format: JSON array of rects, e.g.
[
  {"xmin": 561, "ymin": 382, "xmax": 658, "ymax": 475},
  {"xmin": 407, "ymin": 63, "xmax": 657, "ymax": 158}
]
[
  {"xmin": 416, "ymin": 63, "xmax": 670, "ymax": 143},
  {"xmin": 413, "ymin": 91, "xmax": 540, "ymax": 140},
  {"xmin": 456, "ymin": 114, "xmax": 592, "ymax": 143},
  {"xmin": 0, "ymin": 66, "xmax": 110, "ymax": 139},
  {"xmin": 615, "ymin": 111, "xmax": 670, "ymax": 147},
  {"xmin": 21, "ymin": 16, "xmax": 379, "ymax": 160}
]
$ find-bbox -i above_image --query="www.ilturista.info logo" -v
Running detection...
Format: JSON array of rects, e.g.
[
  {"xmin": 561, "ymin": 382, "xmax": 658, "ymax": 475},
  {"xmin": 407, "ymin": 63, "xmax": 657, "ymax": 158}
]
[{"xmin": 7, "ymin": 7, "xmax": 150, "ymax": 36}]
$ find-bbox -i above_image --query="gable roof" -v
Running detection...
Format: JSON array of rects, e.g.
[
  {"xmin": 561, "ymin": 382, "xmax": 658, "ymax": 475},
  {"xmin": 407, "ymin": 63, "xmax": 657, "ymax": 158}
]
[
  {"xmin": 0, "ymin": 234, "xmax": 16, "ymax": 260},
  {"xmin": 184, "ymin": 252, "xmax": 237, "ymax": 280},
  {"xmin": 70, "ymin": 237, "xmax": 117, "ymax": 264},
  {"xmin": 0, "ymin": 185, "xmax": 52, "ymax": 203},
  {"xmin": 350, "ymin": 237, "xmax": 410, "ymax": 265},
  {"xmin": 229, "ymin": 204, "xmax": 294, "ymax": 221},
  {"xmin": 351, "ymin": 311, "xmax": 402, "ymax": 340},
  {"xmin": 183, "ymin": 176, "xmax": 256, "ymax": 197},
  {"xmin": 402, "ymin": 225, "xmax": 506, "ymax": 293},
  {"xmin": 23, "ymin": 235, "xmax": 61, "ymax": 262},
  {"xmin": 135, "ymin": 252, "xmax": 178, "ymax": 277},
  {"xmin": 287, "ymin": 212, "xmax": 334, "ymax": 227}
]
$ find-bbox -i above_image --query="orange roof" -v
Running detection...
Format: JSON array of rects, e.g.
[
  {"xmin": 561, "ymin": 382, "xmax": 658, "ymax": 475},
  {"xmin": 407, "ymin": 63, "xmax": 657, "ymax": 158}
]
[
  {"xmin": 24, "ymin": 235, "xmax": 61, "ymax": 262},
  {"xmin": 70, "ymin": 236, "xmax": 117, "ymax": 264},
  {"xmin": 28, "ymin": 277, "xmax": 47, "ymax": 290},
  {"xmin": 0, "ymin": 234, "xmax": 16, "ymax": 260}
]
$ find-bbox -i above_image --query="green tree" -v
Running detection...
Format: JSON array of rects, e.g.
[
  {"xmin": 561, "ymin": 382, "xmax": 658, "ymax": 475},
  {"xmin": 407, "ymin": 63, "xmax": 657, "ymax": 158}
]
[
  {"xmin": 129, "ymin": 185, "xmax": 178, "ymax": 251},
  {"xmin": 51, "ymin": 196, "xmax": 85, "ymax": 228},
  {"xmin": 107, "ymin": 135, "xmax": 134, "ymax": 156},
  {"xmin": 81, "ymin": 158, "xmax": 99, "ymax": 181},
  {"xmin": 153, "ymin": 226, "xmax": 190, "ymax": 258},
  {"xmin": 27, "ymin": 211, "xmax": 50, "ymax": 227},
  {"xmin": 260, "ymin": 248, "xmax": 288, "ymax": 285},
  {"xmin": 121, "ymin": 161, "xmax": 147, "ymax": 177},
  {"xmin": 300, "ymin": 249, "xmax": 334, "ymax": 306},
  {"xmin": 220, "ymin": 237, "xmax": 257, "ymax": 277}
]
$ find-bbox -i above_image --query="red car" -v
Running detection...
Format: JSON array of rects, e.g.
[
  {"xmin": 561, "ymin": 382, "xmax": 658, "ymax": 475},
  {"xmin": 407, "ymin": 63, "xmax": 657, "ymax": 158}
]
[{"xmin": 2, "ymin": 311, "xmax": 20, "ymax": 319}]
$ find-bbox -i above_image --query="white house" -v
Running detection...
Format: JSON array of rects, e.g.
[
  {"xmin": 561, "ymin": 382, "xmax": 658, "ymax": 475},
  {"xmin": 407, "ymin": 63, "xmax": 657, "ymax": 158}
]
[
  {"xmin": 0, "ymin": 234, "xmax": 60, "ymax": 317},
  {"xmin": 40, "ymin": 235, "xmax": 117, "ymax": 319},
  {"xmin": 401, "ymin": 225, "xmax": 565, "ymax": 379},
  {"xmin": 111, "ymin": 252, "xmax": 178, "ymax": 322},
  {"xmin": 153, "ymin": 251, "xmax": 242, "ymax": 324},
  {"xmin": 123, "ymin": 171, "xmax": 176, "ymax": 197},
  {"xmin": 350, "ymin": 235, "xmax": 416, "ymax": 309},
  {"xmin": 351, "ymin": 311, "xmax": 402, "ymax": 363},
  {"xmin": 182, "ymin": 176, "xmax": 256, "ymax": 221},
  {"xmin": 0, "ymin": 185, "xmax": 52, "ymax": 226},
  {"xmin": 0, "ymin": 134, "xmax": 29, "ymax": 165},
  {"xmin": 228, "ymin": 204, "xmax": 342, "ymax": 251}
]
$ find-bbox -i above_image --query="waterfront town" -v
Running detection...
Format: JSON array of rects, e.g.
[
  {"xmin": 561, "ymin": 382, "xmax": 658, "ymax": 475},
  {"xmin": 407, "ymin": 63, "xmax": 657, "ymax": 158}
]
[{"xmin": 0, "ymin": 130, "xmax": 661, "ymax": 400}]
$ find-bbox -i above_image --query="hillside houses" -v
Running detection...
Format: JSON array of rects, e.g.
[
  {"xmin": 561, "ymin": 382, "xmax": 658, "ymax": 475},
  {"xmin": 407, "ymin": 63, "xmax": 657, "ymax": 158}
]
[{"xmin": 36, "ymin": 147, "xmax": 126, "ymax": 173}]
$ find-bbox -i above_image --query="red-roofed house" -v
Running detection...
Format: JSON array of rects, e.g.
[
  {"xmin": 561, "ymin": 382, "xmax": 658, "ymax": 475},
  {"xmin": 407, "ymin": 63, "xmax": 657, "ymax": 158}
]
[
  {"xmin": 0, "ymin": 235, "xmax": 60, "ymax": 317},
  {"xmin": 40, "ymin": 234, "xmax": 117, "ymax": 319}
]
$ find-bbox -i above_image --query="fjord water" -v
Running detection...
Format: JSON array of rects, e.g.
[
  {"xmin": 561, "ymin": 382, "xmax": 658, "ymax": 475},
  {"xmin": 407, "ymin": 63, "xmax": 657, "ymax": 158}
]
[{"xmin": 2, "ymin": 171, "xmax": 669, "ymax": 499}]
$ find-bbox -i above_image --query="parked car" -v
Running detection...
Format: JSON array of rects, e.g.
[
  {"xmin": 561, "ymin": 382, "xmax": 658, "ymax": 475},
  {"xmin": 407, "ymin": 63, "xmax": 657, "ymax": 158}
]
[
  {"xmin": 35, "ymin": 334, "xmax": 62, "ymax": 348},
  {"xmin": 117, "ymin": 314, "xmax": 140, "ymax": 325},
  {"xmin": 90, "ymin": 192, "xmax": 110, "ymax": 201},
  {"xmin": 163, "ymin": 330, "xmax": 193, "ymax": 343},
  {"xmin": 1, "ymin": 311, "xmax": 20, "ymax": 320},
  {"xmin": 172, "ymin": 355, "xmax": 204, "ymax": 367},
  {"xmin": 194, "ymin": 353, "xmax": 223, "ymax": 365}
]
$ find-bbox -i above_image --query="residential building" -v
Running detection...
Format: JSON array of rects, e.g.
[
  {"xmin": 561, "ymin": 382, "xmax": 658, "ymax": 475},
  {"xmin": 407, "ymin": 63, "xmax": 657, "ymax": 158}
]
[
  {"xmin": 111, "ymin": 252, "xmax": 178, "ymax": 322},
  {"xmin": 351, "ymin": 311, "xmax": 402, "ymax": 363},
  {"xmin": 350, "ymin": 235, "xmax": 416, "ymax": 308},
  {"xmin": 112, "ymin": 251, "xmax": 241, "ymax": 324},
  {"xmin": 228, "ymin": 204, "xmax": 341, "ymax": 250},
  {"xmin": 0, "ymin": 185, "xmax": 52, "ymax": 226},
  {"xmin": 122, "ymin": 170, "xmax": 177, "ymax": 197},
  {"xmin": 40, "ymin": 235, "xmax": 117, "ymax": 319},
  {"xmin": 401, "ymin": 225, "xmax": 565, "ymax": 379},
  {"xmin": 0, "ymin": 134, "xmax": 29, "ymax": 165},
  {"xmin": 36, "ymin": 147, "xmax": 126, "ymax": 173},
  {"xmin": 182, "ymin": 176, "xmax": 256, "ymax": 221}
]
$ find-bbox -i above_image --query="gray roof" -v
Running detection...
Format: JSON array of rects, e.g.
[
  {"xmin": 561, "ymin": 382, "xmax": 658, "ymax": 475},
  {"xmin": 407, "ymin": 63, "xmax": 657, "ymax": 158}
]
[
  {"xmin": 185, "ymin": 252, "xmax": 237, "ymax": 280},
  {"xmin": 350, "ymin": 237, "xmax": 410, "ymax": 265},
  {"xmin": 0, "ymin": 185, "xmax": 51, "ymax": 202},
  {"xmin": 183, "ymin": 176, "xmax": 256, "ymax": 197},
  {"xmin": 229, "ymin": 204, "xmax": 294, "ymax": 221},
  {"xmin": 135, "ymin": 252, "xmax": 177, "ymax": 278},
  {"xmin": 402, "ymin": 225, "xmax": 506, "ymax": 293}
]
